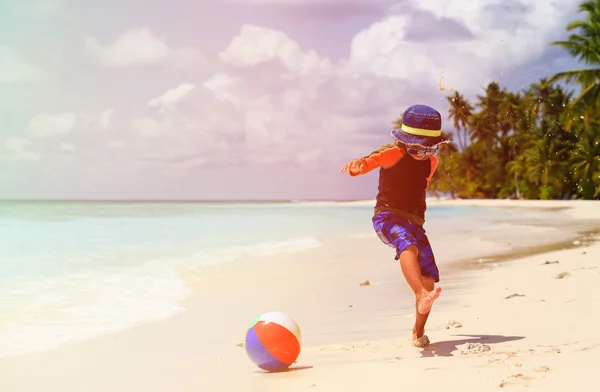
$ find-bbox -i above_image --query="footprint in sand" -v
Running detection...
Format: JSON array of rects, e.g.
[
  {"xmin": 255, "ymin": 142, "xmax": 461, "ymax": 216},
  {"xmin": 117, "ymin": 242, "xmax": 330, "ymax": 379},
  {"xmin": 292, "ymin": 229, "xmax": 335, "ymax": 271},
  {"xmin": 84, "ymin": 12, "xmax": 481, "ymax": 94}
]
[
  {"xmin": 499, "ymin": 373, "xmax": 535, "ymax": 388},
  {"xmin": 460, "ymin": 343, "xmax": 491, "ymax": 355},
  {"xmin": 580, "ymin": 342, "xmax": 600, "ymax": 351},
  {"xmin": 505, "ymin": 293, "xmax": 525, "ymax": 299},
  {"xmin": 541, "ymin": 260, "xmax": 560, "ymax": 265},
  {"xmin": 446, "ymin": 320, "xmax": 463, "ymax": 329},
  {"xmin": 385, "ymin": 356, "xmax": 403, "ymax": 362},
  {"xmin": 546, "ymin": 347, "xmax": 561, "ymax": 354},
  {"xmin": 533, "ymin": 365, "xmax": 550, "ymax": 372}
]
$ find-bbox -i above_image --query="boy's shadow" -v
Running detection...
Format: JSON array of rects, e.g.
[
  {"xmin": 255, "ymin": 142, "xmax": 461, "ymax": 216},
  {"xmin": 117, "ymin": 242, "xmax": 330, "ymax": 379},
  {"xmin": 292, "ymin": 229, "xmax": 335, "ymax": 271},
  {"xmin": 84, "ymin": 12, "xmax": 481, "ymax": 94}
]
[{"xmin": 420, "ymin": 334, "xmax": 525, "ymax": 358}]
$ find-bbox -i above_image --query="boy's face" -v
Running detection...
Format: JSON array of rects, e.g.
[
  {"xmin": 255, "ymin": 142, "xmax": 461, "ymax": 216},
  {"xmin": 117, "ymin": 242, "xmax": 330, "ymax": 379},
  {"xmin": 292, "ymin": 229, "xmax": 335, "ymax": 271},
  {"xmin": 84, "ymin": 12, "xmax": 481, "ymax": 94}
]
[{"xmin": 405, "ymin": 143, "xmax": 438, "ymax": 160}]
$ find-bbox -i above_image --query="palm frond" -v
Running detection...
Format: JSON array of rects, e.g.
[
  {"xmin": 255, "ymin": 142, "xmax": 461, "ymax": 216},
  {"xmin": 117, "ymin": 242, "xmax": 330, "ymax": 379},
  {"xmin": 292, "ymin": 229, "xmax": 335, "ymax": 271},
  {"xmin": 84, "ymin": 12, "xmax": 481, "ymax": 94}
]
[{"xmin": 544, "ymin": 68, "xmax": 600, "ymax": 86}]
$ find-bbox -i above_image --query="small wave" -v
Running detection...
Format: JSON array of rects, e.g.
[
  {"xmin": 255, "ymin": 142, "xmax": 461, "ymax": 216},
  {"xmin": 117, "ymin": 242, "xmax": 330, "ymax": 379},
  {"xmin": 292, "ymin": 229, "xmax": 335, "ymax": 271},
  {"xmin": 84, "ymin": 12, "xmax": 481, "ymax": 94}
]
[
  {"xmin": 224, "ymin": 236, "xmax": 322, "ymax": 257},
  {"xmin": 181, "ymin": 236, "xmax": 323, "ymax": 272},
  {"xmin": 0, "ymin": 264, "xmax": 192, "ymax": 358},
  {"xmin": 0, "ymin": 236, "xmax": 321, "ymax": 358}
]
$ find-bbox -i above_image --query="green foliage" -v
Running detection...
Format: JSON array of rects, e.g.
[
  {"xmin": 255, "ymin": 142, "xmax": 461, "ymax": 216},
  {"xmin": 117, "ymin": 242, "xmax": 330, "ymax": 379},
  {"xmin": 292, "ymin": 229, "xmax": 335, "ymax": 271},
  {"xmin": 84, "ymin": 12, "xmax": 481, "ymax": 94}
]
[{"xmin": 418, "ymin": 0, "xmax": 600, "ymax": 200}]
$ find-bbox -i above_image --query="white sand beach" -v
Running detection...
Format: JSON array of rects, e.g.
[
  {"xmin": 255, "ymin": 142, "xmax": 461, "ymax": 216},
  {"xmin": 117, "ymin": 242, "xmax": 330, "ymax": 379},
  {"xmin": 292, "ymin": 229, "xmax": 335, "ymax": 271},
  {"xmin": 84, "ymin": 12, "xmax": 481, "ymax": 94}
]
[{"xmin": 1, "ymin": 199, "xmax": 599, "ymax": 391}]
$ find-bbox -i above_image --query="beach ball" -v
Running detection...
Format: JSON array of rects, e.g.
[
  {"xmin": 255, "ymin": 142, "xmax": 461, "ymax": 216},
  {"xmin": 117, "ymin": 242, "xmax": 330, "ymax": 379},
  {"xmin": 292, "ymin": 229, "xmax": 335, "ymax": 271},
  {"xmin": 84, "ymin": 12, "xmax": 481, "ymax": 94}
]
[{"xmin": 244, "ymin": 311, "xmax": 302, "ymax": 372}]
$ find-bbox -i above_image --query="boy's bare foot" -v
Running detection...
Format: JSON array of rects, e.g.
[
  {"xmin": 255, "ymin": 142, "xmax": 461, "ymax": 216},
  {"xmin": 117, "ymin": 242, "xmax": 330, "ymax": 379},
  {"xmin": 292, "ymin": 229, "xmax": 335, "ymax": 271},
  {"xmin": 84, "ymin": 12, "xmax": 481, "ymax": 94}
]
[
  {"xmin": 417, "ymin": 287, "xmax": 441, "ymax": 315},
  {"xmin": 412, "ymin": 334, "xmax": 430, "ymax": 348}
]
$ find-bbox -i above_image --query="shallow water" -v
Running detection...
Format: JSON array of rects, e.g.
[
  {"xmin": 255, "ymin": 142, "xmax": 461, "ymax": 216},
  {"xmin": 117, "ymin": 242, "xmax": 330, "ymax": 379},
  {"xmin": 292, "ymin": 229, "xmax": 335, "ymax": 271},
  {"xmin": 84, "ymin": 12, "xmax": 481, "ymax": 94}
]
[{"xmin": 0, "ymin": 201, "xmax": 568, "ymax": 357}]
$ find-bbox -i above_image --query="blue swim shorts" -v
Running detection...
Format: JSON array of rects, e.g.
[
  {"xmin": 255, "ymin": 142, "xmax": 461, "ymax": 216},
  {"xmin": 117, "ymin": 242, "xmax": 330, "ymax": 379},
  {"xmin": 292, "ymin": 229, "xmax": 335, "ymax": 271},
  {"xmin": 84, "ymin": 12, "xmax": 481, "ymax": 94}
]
[{"xmin": 372, "ymin": 211, "xmax": 439, "ymax": 282}]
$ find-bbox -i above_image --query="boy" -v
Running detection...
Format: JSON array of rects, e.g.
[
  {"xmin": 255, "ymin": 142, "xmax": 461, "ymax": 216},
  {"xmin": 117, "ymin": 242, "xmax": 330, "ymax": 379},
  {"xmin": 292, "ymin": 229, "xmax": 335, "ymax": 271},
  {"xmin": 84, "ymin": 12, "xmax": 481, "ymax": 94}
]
[{"xmin": 341, "ymin": 104, "xmax": 449, "ymax": 348}]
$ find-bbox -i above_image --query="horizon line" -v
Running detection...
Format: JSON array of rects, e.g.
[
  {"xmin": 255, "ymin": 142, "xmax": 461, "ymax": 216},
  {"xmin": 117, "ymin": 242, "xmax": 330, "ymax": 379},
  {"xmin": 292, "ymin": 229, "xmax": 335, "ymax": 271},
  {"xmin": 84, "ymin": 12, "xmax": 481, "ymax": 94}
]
[{"xmin": 0, "ymin": 198, "xmax": 373, "ymax": 203}]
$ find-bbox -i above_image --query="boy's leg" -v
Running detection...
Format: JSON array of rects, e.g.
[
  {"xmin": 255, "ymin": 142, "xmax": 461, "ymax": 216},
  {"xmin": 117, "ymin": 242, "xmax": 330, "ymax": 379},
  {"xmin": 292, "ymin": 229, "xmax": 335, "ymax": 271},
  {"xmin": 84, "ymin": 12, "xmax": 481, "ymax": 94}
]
[
  {"xmin": 413, "ymin": 276, "xmax": 435, "ymax": 347},
  {"xmin": 398, "ymin": 245, "xmax": 441, "ymax": 315},
  {"xmin": 400, "ymin": 247, "xmax": 438, "ymax": 347},
  {"xmin": 371, "ymin": 212, "xmax": 440, "ymax": 346}
]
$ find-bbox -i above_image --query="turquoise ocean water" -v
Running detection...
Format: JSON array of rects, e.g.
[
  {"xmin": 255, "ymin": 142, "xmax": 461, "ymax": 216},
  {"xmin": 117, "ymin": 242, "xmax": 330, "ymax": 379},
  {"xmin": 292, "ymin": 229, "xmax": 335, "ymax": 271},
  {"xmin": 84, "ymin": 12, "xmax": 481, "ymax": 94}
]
[{"xmin": 0, "ymin": 201, "xmax": 516, "ymax": 357}]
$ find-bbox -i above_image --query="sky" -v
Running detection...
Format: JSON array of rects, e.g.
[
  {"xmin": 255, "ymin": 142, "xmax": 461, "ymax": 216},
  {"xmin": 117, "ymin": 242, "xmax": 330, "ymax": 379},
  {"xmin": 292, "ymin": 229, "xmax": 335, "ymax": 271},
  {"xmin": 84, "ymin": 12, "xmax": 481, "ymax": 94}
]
[{"xmin": 0, "ymin": 0, "xmax": 586, "ymax": 200}]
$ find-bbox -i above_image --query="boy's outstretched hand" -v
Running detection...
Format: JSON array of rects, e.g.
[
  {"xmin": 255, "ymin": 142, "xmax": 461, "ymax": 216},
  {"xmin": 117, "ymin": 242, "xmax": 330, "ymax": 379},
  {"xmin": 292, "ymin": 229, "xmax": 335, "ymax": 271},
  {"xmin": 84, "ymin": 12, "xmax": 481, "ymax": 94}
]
[{"xmin": 340, "ymin": 159, "xmax": 364, "ymax": 175}]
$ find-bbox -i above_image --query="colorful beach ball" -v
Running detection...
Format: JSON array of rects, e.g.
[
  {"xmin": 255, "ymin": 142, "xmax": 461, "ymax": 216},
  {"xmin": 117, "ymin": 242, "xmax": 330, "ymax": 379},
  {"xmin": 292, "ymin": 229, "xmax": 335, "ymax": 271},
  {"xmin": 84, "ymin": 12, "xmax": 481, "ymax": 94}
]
[{"xmin": 245, "ymin": 311, "xmax": 302, "ymax": 372}]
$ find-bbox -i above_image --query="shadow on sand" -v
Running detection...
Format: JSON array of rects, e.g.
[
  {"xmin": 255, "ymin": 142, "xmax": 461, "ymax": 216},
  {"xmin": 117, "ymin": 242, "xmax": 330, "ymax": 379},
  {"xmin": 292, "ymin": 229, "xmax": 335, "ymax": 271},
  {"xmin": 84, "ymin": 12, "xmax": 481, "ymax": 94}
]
[
  {"xmin": 254, "ymin": 365, "xmax": 314, "ymax": 374},
  {"xmin": 420, "ymin": 334, "xmax": 525, "ymax": 358}
]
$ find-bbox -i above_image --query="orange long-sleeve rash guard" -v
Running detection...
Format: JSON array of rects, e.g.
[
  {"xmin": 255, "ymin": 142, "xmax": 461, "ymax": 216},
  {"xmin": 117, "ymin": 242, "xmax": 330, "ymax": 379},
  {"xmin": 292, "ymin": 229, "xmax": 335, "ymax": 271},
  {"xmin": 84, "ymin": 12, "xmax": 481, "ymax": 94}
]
[{"xmin": 349, "ymin": 143, "xmax": 438, "ymax": 183}]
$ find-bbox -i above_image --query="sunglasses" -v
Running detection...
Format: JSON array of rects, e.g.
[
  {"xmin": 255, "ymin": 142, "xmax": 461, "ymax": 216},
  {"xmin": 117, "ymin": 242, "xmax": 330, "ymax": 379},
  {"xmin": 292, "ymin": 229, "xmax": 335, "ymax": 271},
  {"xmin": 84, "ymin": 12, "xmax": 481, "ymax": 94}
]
[{"xmin": 406, "ymin": 145, "xmax": 438, "ymax": 156}]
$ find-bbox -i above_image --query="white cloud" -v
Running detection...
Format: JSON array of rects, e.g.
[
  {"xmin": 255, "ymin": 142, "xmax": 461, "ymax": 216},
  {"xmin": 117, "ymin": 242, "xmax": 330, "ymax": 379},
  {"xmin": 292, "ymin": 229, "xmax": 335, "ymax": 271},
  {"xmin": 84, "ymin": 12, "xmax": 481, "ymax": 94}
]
[
  {"xmin": 350, "ymin": 0, "xmax": 580, "ymax": 95},
  {"xmin": 104, "ymin": 51, "xmax": 412, "ymax": 172},
  {"xmin": 78, "ymin": 109, "xmax": 118, "ymax": 132},
  {"xmin": 84, "ymin": 28, "xmax": 206, "ymax": 70},
  {"xmin": 22, "ymin": 110, "xmax": 119, "ymax": 143},
  {"xmin": 148, "ymin": 83, "xmax": 195, "ymax": 113},
  {"xmin": 7, "ymin": 0, "xmax": 583, "ymax": 199},
  {"xmin": 203, "ymin": 73, "xmax": 240, "ymax": 105},
  {"xmin": 4, "ymin": 137, "xmax": 41, "ymax": 161},
  {"xmin": 219, "ymin": 24, "xmax": 331, "ymax": 74},
  {"xmin": 0, "ymin": 47, "xmax": 49, "ymax": 83},
  {"xmin": 116, "ymin": 2, "xmax": 578, "ymax": 173},
  {"xmin": 26, "ymin": 112, "xmax": 77, "ymax": 138}
]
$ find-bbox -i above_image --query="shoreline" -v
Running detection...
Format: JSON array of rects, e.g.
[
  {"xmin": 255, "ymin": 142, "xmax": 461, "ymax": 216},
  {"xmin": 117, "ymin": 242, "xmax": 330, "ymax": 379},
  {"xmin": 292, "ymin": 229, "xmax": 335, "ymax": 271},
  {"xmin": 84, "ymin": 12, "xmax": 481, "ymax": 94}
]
[
  {"xmin": 0, "ymin": 200, "xmax": 574, "ymax": 360},
  {"xmin": 0, "ymin": 202, "xmax": 591, "ymax": 360},
  {"xmin": 0, "ymin": 199, "xmax": 599, "ymax": 391},
  {"xmin": 453, "ymin": 227, "xmax": 600, "ymax": 271}
]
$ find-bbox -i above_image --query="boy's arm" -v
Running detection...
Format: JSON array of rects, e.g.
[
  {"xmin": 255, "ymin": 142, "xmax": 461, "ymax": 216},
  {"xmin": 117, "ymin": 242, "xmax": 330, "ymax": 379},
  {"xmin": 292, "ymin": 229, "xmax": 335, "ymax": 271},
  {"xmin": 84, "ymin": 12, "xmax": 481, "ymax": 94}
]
[
  {"xmin": 426, "ymin": 155, "xmax": 438, "ymax": 183},
  {"xmin": 346, "ymin": 143, "xmax": 405, "ymax": 176}
]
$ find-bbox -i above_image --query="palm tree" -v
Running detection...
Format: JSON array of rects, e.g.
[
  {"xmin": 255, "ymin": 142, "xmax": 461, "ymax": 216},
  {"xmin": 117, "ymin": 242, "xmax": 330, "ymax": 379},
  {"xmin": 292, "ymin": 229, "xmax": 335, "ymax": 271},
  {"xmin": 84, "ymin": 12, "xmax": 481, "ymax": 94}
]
[
  {"xmin": 524, "ymin": 135, "xmax": 571, "ymax": 199},
  {"xmin": 446, "ymin": 91, "xmax": 473, "ymax": 151},
  {"xmin": 570, "ymin": 122, "xmax": 600, "ymax": 198},
  {"xmin": 431, "ymin": 1, "xmax": 600, "ymax": 200},
  {"xmin": 506, "ymin": 153, "xmax": 528, "ymax": 199},
  {"xmin": 545, "ymin": 0, "xmax": 600, "ymax": 128},
  {"xmin": 469, "ymin": 82, "xmax": 506, "ymax": 144}
]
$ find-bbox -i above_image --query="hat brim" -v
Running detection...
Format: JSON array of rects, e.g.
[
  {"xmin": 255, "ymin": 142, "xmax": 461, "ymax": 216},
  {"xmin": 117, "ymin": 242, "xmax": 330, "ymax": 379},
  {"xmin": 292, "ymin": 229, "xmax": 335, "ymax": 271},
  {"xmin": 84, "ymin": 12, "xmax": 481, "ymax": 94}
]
[{"xmin": 391, "ymin": 129, "xmax": 448, "ymax": 148}]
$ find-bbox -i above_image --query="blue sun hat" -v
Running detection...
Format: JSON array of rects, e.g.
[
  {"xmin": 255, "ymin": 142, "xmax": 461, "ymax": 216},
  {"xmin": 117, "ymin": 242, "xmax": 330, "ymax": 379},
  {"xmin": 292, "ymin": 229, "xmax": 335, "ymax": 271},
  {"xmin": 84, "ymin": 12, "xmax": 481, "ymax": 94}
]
[{"xmin": 391, "ymin": 104, "xmax": 449, "ymax": 148}]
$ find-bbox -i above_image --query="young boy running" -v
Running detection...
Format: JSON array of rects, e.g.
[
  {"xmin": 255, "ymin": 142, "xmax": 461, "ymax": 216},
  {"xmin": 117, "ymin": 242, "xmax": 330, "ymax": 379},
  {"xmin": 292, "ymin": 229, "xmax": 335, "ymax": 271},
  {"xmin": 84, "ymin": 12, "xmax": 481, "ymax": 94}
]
[{"xmin": 341, "ymin": 104, "xmax": 449, "ymax": 348}]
